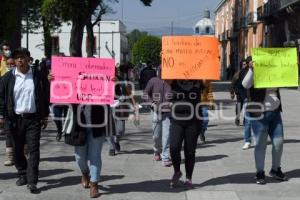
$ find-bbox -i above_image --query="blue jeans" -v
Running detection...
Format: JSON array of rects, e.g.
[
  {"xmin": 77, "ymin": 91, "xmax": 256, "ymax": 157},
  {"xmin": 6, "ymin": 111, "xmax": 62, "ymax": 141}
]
[
  {"xmin": 152, "ymin": 112, "xmax": 171, "ymax": 162},
  {"xmin": 251, "ymin": 111, "xmax": 284, "ymax": 172},
  {"xmin": 244, "ymin": 112, "xmax": 252, "ymax": 143},
  {"xmin": 75, "ymin": 128, "xmax": 105, "ymax": 182},
  {"xmin": 201, "ymin": 107, "xmax": 209, "ymax": 134}
]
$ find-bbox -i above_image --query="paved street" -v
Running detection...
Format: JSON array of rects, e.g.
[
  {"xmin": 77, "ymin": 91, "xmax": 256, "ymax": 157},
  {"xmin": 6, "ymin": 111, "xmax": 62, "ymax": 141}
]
[{"xmin": 1, "ymin": 82, "xmax": 300, "ymax": 200}]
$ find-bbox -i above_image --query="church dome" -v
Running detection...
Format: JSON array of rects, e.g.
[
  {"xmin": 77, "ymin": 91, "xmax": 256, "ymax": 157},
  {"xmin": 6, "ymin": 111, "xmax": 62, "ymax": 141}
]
[{"xmin": 194, "ymin": 9, "xmax": 215, "ymax": 35}]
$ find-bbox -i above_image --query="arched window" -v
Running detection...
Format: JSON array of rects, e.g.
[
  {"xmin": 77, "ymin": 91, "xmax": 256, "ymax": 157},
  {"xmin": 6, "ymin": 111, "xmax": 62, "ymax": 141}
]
[
  {"xmin": 195, "ymin": 27, "xmax": 200, "ymax": 34},
  {"xmin": 206, "ymin": 27, "xmax": 210, "ymax": 34}
]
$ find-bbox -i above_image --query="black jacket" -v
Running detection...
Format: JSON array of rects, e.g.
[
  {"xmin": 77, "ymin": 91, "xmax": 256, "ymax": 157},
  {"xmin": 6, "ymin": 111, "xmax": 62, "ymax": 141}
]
[
  {"xmin": 71, "ymin": 104, "xmax": 112, "ymax": 138},
  {"xmin": 0, "ymin": 66, "xmax": 50, "ymax": 120},
  {"xmin": 171, "ymin": 80, "xmax": 203, "ymax": 120},
  {"xmin": 139, "ymin": 67, "xmax": 157, "ymax": 90},
  {"xmin": 247, "ymin": 87, "xmax": 282, "ymax": 117}
]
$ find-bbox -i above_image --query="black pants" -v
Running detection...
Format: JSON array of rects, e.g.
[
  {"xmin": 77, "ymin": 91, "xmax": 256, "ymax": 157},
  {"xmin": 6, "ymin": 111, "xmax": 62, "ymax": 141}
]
[
  {"xmin": 235, "ymin": 96, "xmax": 244, "ymax": 121},
  {"xmin": 53, "ymin": 105, "xmax": 69, "ymax": 134},
  {"xmin": 9, "ymin": 117, "xmax": 41, "ymax": 184},
  {"xmin": 5, "ymin": 128, "xmax": 13, "ymax": 148},
  {"xmin": 169, "ymin": 119, "xmax": 201, "ymax": 179}
]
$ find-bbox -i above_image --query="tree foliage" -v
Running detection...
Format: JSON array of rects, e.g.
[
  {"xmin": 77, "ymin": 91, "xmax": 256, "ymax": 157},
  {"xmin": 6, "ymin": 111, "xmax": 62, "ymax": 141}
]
[
  {"xmin": 127, "ymin": 29, "xmax": 148, "ymax": 52},
  {"xmin": 132, "ymin": 35, "xmax": 161, "ymax": 67},
  {"xmin": 1, "ymin": 0, "xmax": 154, "ymax": 56},
  {"xmin": 0, "ymin": 0, "xmax": 23, "ymax": 49}
]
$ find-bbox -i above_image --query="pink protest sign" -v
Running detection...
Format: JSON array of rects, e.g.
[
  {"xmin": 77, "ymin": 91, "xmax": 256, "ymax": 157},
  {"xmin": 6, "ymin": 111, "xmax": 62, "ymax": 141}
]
[{"xmin": 50, "ymin": 56, "xmax": 115, "ymax": 105}]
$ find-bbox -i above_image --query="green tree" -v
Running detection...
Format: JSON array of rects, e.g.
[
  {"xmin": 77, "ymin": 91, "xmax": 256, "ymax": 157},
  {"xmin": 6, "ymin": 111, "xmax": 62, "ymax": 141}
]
[
  {"xmin": 86, "ymin": 0, "xmax": 117, "ymax": 57},
  {"xmin": 0, "ymin": 0, "xmax": 62, "ymax": 57},
  {"xmin": 42, "ymin": 0, "xmax": 153, "ymax": 57},
  {"xmin": 127, "ymin": 29, "xmax": 148, "ymax": 53},
  {"xmin": 0, "ymin": 0, "xmax": 23, "ymax": 49},
  {"xmin": 132, "ymin": 35, "xmax": 161, "ymax": 67},
  {"xmin": 25, "ymin": 0, "xmax": 63, "ymax": 58}
]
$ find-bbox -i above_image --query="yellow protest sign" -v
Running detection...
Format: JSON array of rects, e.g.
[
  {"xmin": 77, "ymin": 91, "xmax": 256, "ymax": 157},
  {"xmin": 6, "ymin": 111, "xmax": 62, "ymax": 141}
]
[
  {"xmin": 252, "ymin": 48, "xmax": 299, "ymax": 88},
  {"xmin": 161, "ymin": 36, "xmax": 220, "ymax": 80}
]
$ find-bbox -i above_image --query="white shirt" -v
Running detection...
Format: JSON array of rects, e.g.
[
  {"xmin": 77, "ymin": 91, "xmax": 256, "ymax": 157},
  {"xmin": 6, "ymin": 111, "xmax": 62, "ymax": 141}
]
[{"xmin": 13, "ymin": 67, "xmax": 36, "ymax": 114}]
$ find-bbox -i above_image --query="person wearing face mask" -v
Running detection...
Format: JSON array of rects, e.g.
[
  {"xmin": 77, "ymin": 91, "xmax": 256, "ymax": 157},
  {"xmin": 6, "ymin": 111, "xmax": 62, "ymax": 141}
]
[
  {"xmin": 6, "ymin": 58, "xmax": 15, "ymax": 71},
  {"xmin": 0, "ymin": 42, "xmax": 12, "ymax": 76},
  {"xmin": 0, "ymin": 42, "xmax": 15, "ymax": 166}
]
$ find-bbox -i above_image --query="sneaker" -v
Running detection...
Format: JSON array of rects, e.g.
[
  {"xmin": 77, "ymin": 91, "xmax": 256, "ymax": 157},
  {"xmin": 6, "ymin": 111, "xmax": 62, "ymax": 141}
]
[
  {"xmin": 56, "ymin": 132, "xmax": 63, "ymax": 141},
  {"xmin": 115, "ymin": 142, "xmax": 121, "ymax": 152},
  {"xmin": 269, "ymin": 167, "xmax": 288, "ymax": 181},
  {"xmin": 4, "ymin": 148, "xmax": 14, "ymax": 166},
  {"xmin": 109, "ymin": 149, "xmax": 116, "ymax": 156},
  {"xmin": 162, "ymin": 160, "xmax": 172, "ymax": 167},
  {"xmin": 199, "ymin": 133, "xmax": 206, "ymax": 144},
  {"xmin": 4, "ymin": 160, "xmax": 14, "ymax": 166},
  {"xmin": 184, "ymin": 179, "xmax": 194, "ymax": 190},
  {"xmin": 255, "ymin": 171, "xmax": 266, "ymax": 185},
  {"xmin": 16, "ymin": 176, "xmax": 27, "ymax": 186},
  {"xmin": 170, "ymin": 171, "xmax": 182, "ymax": 188},
  {"xmin": 242, "ymin": 142, "xmax": 251, "ymax": 150},
  {"xmin": 154, "ymin": 153, "xmax": 161, "ymax": 161}
]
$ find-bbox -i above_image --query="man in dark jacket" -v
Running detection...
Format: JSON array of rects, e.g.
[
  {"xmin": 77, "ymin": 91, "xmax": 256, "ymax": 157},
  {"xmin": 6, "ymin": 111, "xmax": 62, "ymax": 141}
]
[
  {"xmin": 139, "ymin": 64, "xmax": 157, "ymax": 90},
  {"xmin": 0, "ymin": 48, "xmax": 49, "ymax": 193}
]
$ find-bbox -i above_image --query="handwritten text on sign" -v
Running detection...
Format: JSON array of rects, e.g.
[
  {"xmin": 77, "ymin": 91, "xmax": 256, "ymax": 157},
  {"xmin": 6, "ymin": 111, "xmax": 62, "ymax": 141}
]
[
  {"xmin": 50, "ymin": 56, "xmax": 115, "ymax": 105},
  {"xmin": 252, "ymin": 48, "xmax": 299, "ymax": 88},
  {"xmin": 161, "ymin": 36, "xmax": 220, "ymax": 80}
]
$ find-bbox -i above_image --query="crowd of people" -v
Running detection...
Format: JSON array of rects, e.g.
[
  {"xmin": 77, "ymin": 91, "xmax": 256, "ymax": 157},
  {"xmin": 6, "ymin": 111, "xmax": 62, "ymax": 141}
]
[{"xmin": 0, "ymin": 41, "xmax": 289, "ymax": 198}]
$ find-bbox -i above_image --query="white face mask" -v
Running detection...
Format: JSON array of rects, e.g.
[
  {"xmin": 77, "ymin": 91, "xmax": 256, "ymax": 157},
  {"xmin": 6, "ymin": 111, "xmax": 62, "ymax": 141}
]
[{"xmin": 3, "ymin": 50, "xmax": 11, "ymax": 58}]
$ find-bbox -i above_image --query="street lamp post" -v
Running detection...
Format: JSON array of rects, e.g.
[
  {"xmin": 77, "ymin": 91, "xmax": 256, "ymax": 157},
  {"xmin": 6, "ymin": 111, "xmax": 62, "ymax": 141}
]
[
  {"xmin": 98, "ymin": 22, "xmax": 101, "ymax": 58},
  {"xmin": 112, "ymin": 31, "xmax": 115, "ymax": 59}
]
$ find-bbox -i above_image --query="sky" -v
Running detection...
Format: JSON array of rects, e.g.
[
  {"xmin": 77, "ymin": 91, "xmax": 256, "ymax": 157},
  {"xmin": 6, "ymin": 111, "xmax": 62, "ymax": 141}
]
[{"xmin": 103, "ymin": 0, "xmax": 221, "ymax": 31}]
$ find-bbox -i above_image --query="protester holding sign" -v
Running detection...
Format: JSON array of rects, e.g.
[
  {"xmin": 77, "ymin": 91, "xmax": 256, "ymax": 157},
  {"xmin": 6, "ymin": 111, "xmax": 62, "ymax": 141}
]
[
  {"xmin": 50, "ymin": 56, "xmax": 116, "ymax": 198},
  {"xmin": 242, "ymin": 55, "xmax": 288, "ymax": 185},
  {"xmin": 169, "ymin": 80, "xmax": 203, "ymax": 189},
  {"xmin": 161, "ymin": 36, "xmax": 219, "ymax": 189}
]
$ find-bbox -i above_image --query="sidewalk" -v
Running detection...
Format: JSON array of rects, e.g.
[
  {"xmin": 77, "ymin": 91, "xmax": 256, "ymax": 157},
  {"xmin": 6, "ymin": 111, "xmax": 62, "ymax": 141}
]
[{"xmin": 0, "ymin": 86, "xmax": 300, "ymax": 200}]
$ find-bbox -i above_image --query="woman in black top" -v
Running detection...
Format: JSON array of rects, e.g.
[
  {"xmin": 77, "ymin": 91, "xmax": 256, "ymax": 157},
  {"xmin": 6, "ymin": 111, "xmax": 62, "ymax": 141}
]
[{"xmin": 169, "ymin": 80, "xmax": 203, "ymax": 189}]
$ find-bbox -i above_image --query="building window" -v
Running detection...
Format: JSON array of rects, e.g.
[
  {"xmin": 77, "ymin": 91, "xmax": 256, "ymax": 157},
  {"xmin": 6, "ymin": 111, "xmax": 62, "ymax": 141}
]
[
  {"xmin": 51, "ymin": 36, "xmax": 59, "ymax": 55},
  {"xmin": 206, "ymin": 27, "xmax": 210, "ymax": 34},
  {"xmin": 195, "ymin": 27, "xmax": 200, "ymax": 34},
  {"xmin": 86, "ymin": 36, "xmax": 97, "ymax": 55}
]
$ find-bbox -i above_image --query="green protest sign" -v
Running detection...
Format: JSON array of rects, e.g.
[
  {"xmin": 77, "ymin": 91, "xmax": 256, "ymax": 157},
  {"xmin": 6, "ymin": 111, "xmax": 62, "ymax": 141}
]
[{"xmin": 252, "ymin": 48, "xmax": 299, "ymax": 88}]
